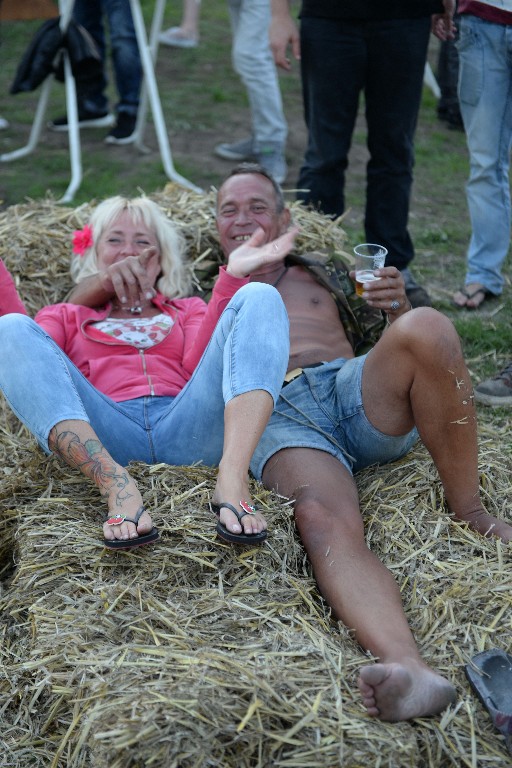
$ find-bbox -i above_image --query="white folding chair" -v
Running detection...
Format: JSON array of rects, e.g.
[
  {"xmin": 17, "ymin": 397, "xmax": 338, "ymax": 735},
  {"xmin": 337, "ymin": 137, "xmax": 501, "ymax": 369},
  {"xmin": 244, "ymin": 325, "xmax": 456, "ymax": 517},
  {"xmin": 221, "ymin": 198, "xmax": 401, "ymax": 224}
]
[
  {"xmin": 1, "ymin": 0, "xmax": 80, "ymax": 202},
  {"xmin": 0, "ymin": 0, "xmax": 201, "ymax": 202},
  {"xmin": 424, "ymin": 62, "xmax": 441, "ymax": 100}
]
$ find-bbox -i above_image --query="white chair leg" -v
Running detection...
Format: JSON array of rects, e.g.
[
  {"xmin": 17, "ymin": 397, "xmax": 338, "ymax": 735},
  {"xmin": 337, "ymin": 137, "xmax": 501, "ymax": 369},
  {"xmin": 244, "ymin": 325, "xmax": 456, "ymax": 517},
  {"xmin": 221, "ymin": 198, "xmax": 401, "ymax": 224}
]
[
  {"xmin": 129, "ymin": 0, "xmax": 202, "ymax": 193},
  {"xmin": 1, "ymin": 0, "xmax": 83, "ymax": 202},
  {"xmin": 0, "ymin": 76, "xmax": 53, "ymax": 162},
  {"xmin": 424, "ymin": 62, "xmax": 441, "ymax": 100},
  {"xmin": 60, "ymin": 50, "xmax": 82, "ymax": 203},
  {"xmin": 132, "ymin": 0, "xmax": 165, "ymax": 150}
]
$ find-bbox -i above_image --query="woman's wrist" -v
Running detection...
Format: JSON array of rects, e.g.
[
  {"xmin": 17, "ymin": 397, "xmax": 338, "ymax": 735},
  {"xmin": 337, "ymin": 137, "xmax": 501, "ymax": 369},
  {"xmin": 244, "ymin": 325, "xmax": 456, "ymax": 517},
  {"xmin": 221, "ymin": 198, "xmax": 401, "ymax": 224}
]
[{"xmin": 98, "ymin": 270, "xmax": 115, "ymax": 295}]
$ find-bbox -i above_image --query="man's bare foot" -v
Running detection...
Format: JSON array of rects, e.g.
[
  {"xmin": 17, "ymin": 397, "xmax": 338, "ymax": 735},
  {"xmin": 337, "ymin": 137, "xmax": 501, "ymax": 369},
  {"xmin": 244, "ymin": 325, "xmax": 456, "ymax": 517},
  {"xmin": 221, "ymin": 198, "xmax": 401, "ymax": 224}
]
[
  {"xmin": 454, "ymin": 507, "xmax": 512, "ymax": 542},
  {"xmin": 358, "ymin": 660, "xmax": 456, "ymax": 721}
]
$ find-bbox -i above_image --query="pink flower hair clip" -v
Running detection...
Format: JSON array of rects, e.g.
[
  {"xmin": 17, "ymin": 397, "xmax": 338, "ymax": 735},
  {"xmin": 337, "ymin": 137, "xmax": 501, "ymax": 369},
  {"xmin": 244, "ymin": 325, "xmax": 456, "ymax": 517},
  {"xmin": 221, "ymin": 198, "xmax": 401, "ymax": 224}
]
[{"xmin": 72, "ymin": 224, "xmax": 93, "ymax": 256}]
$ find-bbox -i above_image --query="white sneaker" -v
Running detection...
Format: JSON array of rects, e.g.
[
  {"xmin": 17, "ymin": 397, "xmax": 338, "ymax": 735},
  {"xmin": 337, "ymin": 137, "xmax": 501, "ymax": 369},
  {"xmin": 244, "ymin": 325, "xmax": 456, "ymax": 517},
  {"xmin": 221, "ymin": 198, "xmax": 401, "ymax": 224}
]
[
  {"xmin": 0, "ymin": 117, "xmax": 9, "ymax": 130},
  {"xmin": 158, "ymin": 27, "xmax": 198, "ymax": 48}
]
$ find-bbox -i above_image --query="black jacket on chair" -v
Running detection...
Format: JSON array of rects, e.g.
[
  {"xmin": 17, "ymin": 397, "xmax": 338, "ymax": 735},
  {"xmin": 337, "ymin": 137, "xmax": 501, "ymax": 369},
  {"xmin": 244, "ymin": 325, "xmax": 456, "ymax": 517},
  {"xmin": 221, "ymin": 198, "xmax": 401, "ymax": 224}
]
[{"xmin": 10, "ymin": 17, "xmax": 103, "ymax": 94}]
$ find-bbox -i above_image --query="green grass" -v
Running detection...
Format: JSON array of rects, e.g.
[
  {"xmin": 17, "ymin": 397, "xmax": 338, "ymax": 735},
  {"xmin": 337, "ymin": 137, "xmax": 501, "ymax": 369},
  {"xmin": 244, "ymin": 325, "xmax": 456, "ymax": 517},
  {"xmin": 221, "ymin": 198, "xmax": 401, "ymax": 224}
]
[{"xmin": 0, "ymin": 2, "xmax": 246, "ymax": 201}]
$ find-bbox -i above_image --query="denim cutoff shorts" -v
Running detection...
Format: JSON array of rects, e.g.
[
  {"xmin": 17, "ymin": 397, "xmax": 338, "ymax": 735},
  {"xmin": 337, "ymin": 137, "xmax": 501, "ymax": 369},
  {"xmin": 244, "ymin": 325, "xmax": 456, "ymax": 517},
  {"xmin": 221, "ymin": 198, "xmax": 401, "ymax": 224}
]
[{"xmin": 250, "ymin": 355, "xmax": 419, "ymax": 481}]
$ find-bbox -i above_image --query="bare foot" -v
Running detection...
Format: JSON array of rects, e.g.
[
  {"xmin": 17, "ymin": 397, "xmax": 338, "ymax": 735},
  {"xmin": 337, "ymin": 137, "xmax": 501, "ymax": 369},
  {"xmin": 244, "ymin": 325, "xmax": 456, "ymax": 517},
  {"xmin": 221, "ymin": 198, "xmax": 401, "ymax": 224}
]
[
  {"xmin": 452, "ymin": 283, "xmax": 491, "ymax": 309},
  {"xmin": 358, "ymin": 660, "xmax": 456, "ymax": 721},
  {"xmin": 454, "ymin": 507, "xmax": 512, "ymax": 542}
]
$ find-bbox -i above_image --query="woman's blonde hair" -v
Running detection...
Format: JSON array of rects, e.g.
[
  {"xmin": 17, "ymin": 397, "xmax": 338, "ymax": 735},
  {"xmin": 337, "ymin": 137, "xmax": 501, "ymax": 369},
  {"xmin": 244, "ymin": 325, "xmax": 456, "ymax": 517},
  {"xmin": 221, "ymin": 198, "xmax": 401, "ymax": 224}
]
[{"xmin": 70, "ymin": 196, "xmax": 191, "ymax": 298}]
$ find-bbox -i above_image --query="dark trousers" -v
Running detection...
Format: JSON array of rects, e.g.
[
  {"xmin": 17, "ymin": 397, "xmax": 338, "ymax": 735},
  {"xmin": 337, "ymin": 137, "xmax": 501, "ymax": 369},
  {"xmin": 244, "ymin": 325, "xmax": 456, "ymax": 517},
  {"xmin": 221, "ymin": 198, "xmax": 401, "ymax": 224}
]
[
  {"xmin": 437, "ymin": 13, "xmax": 461, "ymax": 118},
  {"xmin": 72, "ymin": 0, "xmax": 142, "ymax": 116},
  {"xmin": 297, "ymin": 16, "xmax": 431, "ymax": 271}
]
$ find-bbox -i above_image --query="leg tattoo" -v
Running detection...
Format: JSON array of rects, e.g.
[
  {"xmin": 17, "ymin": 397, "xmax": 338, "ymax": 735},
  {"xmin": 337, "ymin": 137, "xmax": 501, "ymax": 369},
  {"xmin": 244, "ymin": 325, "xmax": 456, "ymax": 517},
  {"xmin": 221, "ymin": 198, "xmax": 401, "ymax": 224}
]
[{"xmin": 50, "ymin": 430, "xmax": 134, "ymax": 509}]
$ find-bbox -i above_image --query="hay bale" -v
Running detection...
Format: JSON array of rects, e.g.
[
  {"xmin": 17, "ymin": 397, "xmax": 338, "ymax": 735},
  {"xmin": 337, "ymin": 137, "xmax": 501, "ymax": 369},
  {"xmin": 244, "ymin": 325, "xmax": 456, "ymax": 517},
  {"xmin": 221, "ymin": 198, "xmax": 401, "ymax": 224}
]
[{"xmin": 0, "ymin": 189, "xmax": 511, "ymax": 767}]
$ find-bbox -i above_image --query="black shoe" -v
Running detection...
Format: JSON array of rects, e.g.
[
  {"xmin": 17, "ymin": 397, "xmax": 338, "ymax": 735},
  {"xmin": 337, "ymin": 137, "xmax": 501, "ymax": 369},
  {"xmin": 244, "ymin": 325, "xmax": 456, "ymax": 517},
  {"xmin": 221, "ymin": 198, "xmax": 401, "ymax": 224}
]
[
  {"xmin": 437, "ymin": 106, "xmax": 464, "ymax": 132},
  {"xmin": 406, "ymin": 285, "xmax": 432, "ymax": 308},
  {"xmin": 48, "ymin": 111, "xmax": 115, "ymax": 132},
  {"xmin": 401, "ymin": 268, "xmax": 432, "ymax": 308},
  {"xmin": 104, "ymin": 113, "xmax": 137, "ymax": 145},
  {"xmin": 446, "ymin": 112, "xmax": 464, "ymax": 132}
]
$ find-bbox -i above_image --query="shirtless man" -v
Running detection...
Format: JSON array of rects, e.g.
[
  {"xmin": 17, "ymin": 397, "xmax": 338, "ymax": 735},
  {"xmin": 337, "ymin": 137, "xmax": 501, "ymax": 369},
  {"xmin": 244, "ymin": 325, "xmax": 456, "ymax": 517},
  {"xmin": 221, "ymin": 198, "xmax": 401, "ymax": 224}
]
[
  {"xmin": 214, "ymin": 164, "xmax": 512, "ymax": 723},
  {"xmin": 68, "ymin": 168, "xmax": 511, "ymax": 722}
]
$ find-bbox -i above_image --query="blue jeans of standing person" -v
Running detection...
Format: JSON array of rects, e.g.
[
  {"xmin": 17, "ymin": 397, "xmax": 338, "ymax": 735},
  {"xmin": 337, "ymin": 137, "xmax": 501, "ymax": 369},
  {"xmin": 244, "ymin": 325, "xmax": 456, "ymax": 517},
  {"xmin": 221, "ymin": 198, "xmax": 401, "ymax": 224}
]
[
  {"xmin": 73, "ymin": 0, "xmax": 142, "ymax": 117},
  {"xmin": 297, "ymin": 16, "xmax": 431, "ymax": 271},
  {"xmin": 227, "ymin": 0, "xmax": 287, "ymax": 152},
  {"xmin": 457, "ymin": 14, "xmax": 512, "ymax": 296},
  {"xmin": 0, "ymin": 284, "xmax": 289, "ymax": 468}
]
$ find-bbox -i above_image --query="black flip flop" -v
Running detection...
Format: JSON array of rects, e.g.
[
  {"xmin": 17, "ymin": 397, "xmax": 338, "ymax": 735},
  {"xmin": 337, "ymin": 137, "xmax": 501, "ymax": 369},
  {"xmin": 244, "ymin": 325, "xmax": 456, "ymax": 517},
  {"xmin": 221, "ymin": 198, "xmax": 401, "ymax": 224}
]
[
  {"xmin": 210, "ymin": 501, "xmax": 267, "ymax": 545},
  {"xmin": 104, "ymin": 506, "xmax": 159, "ymax": 550},
  {"xmin": 452, "ymin": 286, "xmax": 494, "ymax": 310},
  {"xmin": 465, "ymin": 648, "xmax": 512, "ymax": 754}
]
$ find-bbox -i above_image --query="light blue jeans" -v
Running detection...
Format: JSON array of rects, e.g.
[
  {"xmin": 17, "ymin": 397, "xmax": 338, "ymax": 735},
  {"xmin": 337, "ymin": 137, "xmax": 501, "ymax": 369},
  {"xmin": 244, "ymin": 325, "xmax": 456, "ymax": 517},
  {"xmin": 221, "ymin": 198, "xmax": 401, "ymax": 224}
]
[
  {"xmin": 251, "ymin": 357, "xmax": 418, "ymax": 481},
  {"xmin": 227, "ymin": 0, "xmax": 287, "ymax": 150},
  {"xmin": 457, "ymin": 15, "xmax": 512, "ymax": 295},
  {"xmin": 0, "ymin": 284, "xmax": 289, "ymax": 468}
]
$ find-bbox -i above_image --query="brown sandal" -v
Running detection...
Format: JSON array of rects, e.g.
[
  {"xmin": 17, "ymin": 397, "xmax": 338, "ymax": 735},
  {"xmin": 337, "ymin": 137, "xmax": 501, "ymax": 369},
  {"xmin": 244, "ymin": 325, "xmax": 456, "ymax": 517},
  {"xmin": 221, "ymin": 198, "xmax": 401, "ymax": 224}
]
[{"xmin": 452, "ymin": 286, "xmax": 494, "ymax": 309}]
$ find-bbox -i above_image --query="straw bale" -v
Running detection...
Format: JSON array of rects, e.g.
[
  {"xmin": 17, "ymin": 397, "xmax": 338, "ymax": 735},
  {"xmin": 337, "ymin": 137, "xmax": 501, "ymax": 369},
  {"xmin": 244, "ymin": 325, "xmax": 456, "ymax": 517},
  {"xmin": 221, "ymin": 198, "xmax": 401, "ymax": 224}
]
[{"xmin": 0, "ymin": 189, "xmax": 511, "ymax": 767}]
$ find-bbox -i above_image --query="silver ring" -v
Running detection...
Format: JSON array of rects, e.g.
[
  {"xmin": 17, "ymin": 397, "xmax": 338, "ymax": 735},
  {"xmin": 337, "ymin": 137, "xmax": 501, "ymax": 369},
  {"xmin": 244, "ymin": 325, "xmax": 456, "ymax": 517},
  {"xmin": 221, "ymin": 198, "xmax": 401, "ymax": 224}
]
[{"xmin": 390, "ymin": 300, "xmax": 400, "ymax": 311}]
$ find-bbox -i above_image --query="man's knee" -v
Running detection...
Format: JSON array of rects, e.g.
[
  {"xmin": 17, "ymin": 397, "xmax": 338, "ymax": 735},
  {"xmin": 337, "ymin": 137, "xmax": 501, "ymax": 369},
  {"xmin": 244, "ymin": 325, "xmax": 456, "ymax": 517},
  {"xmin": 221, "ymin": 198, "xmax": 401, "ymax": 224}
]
[
  {"xmin": 391, "ymin": 307, "xmax": 463, "ymax": 359},
  {"xmin": 293, "ymin": 489, "xmax": 364, "ymax": 544}
]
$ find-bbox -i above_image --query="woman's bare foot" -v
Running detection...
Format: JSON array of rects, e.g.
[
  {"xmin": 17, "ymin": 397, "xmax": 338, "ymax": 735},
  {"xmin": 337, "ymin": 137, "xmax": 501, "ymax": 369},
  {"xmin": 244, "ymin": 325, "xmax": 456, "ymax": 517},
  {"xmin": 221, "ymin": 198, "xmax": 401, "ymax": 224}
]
[
  {"xmin": 48, "ymin": 424, "xmax": 155, "ymax": 546},
  {"xmin": 358, "ymin": 660, "xmax": 456, "ymax": 721}
]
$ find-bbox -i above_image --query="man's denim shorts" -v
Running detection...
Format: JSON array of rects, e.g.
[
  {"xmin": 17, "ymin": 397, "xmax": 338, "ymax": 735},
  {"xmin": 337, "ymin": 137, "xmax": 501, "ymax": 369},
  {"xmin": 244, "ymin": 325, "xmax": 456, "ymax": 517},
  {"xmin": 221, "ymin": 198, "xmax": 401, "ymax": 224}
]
[{"xmin": 250, "ymin": 355, "xmax": 419, "ymax": 481}]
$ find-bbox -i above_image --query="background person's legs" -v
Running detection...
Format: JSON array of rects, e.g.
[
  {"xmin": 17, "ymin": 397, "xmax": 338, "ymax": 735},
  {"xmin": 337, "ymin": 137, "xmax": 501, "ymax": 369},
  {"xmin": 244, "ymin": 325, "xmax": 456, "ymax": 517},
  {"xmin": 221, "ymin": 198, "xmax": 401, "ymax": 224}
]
[
  {"xmin": 364, "ymin": 17, "xmax": 432, "ymax": 306},
  {"xmin": 102, "ymin": 0, "xmax": 142, "ymax": 143},
  {"xmin": 72, "ymin": 0, "xmax": 110, "ymax": 118},
  {"xmin": 216, "ymin": 0, "xmax": 288, "ymax": 183},
  {"xmin": 457, "ymin": 15, "xmax": 512, "ymax": 298},
  {"xmin": 297, "ymin": 17, "xmax": 362, "ymax": 216},
  {"xmin": 158, "ymin": 0, "xmax": 201, "ymax": 47}
]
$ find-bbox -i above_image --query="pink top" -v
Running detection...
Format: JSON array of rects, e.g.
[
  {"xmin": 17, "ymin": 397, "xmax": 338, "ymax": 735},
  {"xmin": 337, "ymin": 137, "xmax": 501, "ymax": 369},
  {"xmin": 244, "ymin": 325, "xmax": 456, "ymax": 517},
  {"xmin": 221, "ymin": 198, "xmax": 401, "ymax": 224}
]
[
  {"xmin": 458, "ymin": 0, "xmax": 512, "ymax": 24},
  {"xmin": 35, "ymin": 266, "xmax": 248, "ymax": 402},
  {"xmin": 0, "ymin": 259, "xmax": 28, "ymax": 316}
]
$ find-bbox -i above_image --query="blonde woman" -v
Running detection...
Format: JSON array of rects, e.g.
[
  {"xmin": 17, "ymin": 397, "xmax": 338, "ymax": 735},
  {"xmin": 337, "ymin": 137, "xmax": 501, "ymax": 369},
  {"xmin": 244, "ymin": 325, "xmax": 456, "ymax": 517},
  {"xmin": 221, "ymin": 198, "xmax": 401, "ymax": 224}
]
[{"xmin": 0, "ymin": 196, "xmax": 296, "ymax": 549}]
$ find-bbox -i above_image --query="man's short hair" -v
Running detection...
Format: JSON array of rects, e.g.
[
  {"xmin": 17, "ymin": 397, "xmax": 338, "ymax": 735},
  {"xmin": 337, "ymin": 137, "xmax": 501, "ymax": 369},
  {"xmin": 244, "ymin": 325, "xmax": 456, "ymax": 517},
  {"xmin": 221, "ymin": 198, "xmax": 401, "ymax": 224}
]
[{"xmin": 219, "ymin": 163, "xmax": 286, "ymax": 214}]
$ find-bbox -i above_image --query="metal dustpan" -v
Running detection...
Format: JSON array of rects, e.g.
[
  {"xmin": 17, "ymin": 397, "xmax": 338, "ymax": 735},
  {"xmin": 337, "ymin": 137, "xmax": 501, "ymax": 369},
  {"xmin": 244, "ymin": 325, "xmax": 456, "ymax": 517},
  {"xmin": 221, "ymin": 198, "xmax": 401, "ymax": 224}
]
[{"xmin": 465, "ymin": 648, "xmax": 512, "ymax": 754}]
